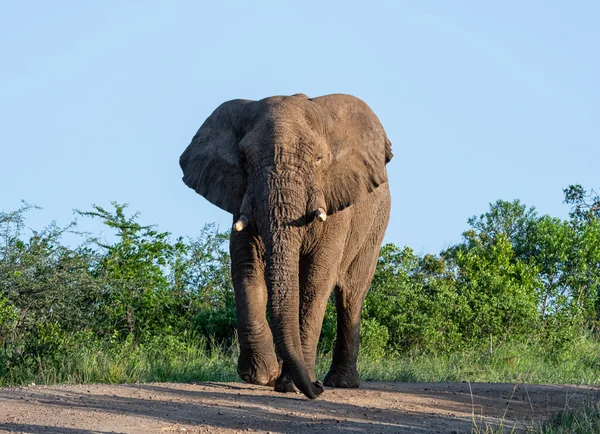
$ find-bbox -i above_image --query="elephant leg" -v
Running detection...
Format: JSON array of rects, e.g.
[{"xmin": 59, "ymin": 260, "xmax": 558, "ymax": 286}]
[
  {"xmin": 230, "ymin": 226, "xmax": 280, "ymax": 386},
  {"xmin": 299, "ymin": 255, "xmax": 341, "ymax": 380},
  {"xmin": 274, "ymin": 253, "xmax": 340, "ymax": 393},
  {"xmin": 324, "ymin": 232, "xmax": 384, "ymax": 388}
]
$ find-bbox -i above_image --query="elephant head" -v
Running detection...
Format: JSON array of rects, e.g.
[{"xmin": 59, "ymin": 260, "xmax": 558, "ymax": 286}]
[{"xmin": 180, "ymin": 93, "xmax": 392, "ymax": 398}]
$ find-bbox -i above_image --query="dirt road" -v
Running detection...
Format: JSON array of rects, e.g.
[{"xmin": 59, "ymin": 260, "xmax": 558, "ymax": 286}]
[{"xmin": 0, "ymin": 381, "xmax": 598, "ymax": 433}]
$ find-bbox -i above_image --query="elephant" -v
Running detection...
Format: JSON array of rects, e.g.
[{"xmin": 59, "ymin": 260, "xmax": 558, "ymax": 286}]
[{"xmin": 179, "ymin": 93, "xmax": 392, "ymax": 399}]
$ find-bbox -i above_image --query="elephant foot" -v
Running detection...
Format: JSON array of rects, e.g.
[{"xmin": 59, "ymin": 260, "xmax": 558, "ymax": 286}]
[
  {"xmin": 324, "ymin": 366, "xmax": 360, "ymax": 388},
  {"xmin": 237, "ymin": 349, "xmax": 280, "ymax": 386},
  {"xmin": 274, "ymin": 373, "xmax": 298, "ymax": 393},
  {"xmin": 274, "ymin": 375, "xmax": 325, "ymax": 398}
]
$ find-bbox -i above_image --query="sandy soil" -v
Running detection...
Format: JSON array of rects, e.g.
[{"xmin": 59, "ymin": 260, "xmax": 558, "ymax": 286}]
[{"xmin": 0, "ymin": 381, "xmax": 598, "ymax": 433}]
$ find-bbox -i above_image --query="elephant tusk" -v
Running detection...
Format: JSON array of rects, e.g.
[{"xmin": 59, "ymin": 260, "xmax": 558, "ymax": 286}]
[
  {"xmin": 315, "ymin": 208, "xmax": 327, "ymax": 222},
  {"xmin": 233, "ymin": 215, "xmax": 248, "ymax": 231}
]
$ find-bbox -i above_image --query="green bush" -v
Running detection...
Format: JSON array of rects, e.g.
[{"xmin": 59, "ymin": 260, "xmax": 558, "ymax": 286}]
[
  {"xmin": 359, "ymin": 318, "xmax": 389, "ymax": 360},
  {"xmin": 0, "ymin": 296, "xmax": 17, "ymax": 343}
]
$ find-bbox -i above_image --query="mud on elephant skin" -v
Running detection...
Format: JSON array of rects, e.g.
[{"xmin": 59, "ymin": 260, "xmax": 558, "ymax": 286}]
[{"xmin": 180, "ymin": 93, "xmax": 392, "ymax": 399}]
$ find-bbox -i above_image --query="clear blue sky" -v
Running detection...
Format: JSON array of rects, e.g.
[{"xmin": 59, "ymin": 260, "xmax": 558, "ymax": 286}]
[{"xmin": 1, "ymin": 1, "xmax": 598, "ymax": 253}]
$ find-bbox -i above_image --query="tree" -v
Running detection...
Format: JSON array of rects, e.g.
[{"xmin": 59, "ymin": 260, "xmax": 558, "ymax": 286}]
[
  {"xmin": 77, "ymin": 203, "xmax": 188, "ymax": 340},
  {"xmin": 447, "ymin": 231, "xmax": 540, "ymax": 343},
  {"xmin": 564, "ymin": 184, "xmax": 600, "ymax": 224},
  {"xmin": 466, "ymin": 199, "xmax": 537, "ymax": 255},
  {"xmin": 0, "ymin": 204, "xmax": 100, "ymax": 335},
  {"xmin": 179, "ymin": 225, "xmax": 236, "ymax": 342}
]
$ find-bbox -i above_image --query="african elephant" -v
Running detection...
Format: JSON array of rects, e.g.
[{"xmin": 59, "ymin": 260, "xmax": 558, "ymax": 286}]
[{"xmin": 179, "ymin": 93, "xmax": 392, "ymax": 399}]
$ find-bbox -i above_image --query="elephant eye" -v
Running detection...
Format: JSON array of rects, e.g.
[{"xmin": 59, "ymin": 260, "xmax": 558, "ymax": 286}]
[{"xmin": 315, "ymin": 153, "xmax": 324, "ymax": 166}]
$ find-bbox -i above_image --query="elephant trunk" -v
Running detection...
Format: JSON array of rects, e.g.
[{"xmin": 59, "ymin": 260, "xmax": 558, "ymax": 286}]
[
  {"xmin": 250, "ymin": 167, "xmax": 325, "ymax": 399},
  {"xmin": 263, "ymin": 226, "xmax": 322, "ymax": 399}
]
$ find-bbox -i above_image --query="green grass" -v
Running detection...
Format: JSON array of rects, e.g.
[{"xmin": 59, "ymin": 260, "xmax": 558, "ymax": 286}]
[
  {"xmin": 0, "ymin": 335, "xmax": 238, "ymax": 387},
  {"xmin": 346, "ymin": 337, "xmax": 600, "ymax": 385},
  {"xmin": 3, "ymin": 334, "xmax": 600, "ymax": 387},
  {"xmin": 536, "ymin": 402, "xmax": 600, "ymax": 433},
  {"xmin": 469, "ymin": 402, "xmax": 600, "ymax": 434}
]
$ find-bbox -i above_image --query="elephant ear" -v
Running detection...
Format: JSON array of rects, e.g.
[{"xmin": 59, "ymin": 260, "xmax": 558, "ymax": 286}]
[
  {"xmin": 179, "ymin": 99, "xmax": 254, "ymax": 215},
  {"xmin": 312, "ymin": 94, "xmax": 393, "ymax": 213}
]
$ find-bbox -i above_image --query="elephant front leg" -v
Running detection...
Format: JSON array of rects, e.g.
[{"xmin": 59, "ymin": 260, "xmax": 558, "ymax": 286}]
[
  {"xmin": 273, "ymin": 255, "xmax": 338, "ymax": 393},
  {"xmin": 230, "ymin": 228, "xmax": 280, "ymax": 386},
  {"xmin": 299, "ymin": 268, "xmax": 337, "ymax": 381}
]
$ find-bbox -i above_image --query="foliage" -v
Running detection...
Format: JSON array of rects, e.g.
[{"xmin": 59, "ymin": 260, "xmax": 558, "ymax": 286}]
[
  {"xmin": 0, "ymin": 203, "xmax": 101, "ymax": 348},
  {"xmin": 563, "ymin": 184, "xmax": 600, "ymax": 224},
  {"xmin": 76, "ymin": 203, "xmax": 189, "ymax": 340},
  {"xmin": 182, "ymin": 227, "xmax": 235, "ymax": 342},
  {"xmin": 448, "ymin": 231, "xmax": 539, "ymax": 344}
]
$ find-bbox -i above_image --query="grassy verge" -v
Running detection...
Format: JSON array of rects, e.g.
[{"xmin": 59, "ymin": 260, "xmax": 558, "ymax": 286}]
[
  {"xmin": 348, "ymin": 336, "xmax": 600, "ymax": 385},
  {"xmin": 2, "ymin": 334, "xmax": 600, "ymax": 387},
  {"xmin": 0, "ymin": 335, "xmax": 238, "ymax": 387},
  {"xmin": 471, "ymin": 402, "xmax": 600, "ymax": 434},
  {"xmin": 536, "ymin": 402, "xmax": 600, "ymax": 433}
]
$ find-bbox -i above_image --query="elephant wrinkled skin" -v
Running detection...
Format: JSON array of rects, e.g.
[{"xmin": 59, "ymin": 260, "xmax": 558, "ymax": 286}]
[{"xmin": 180, "ymin": 93, "xmax": 392, "ymax": 399}]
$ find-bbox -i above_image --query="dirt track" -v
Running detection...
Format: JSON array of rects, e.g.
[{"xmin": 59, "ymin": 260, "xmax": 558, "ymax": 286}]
[{"xmin": 0, "ymin": 381, "xmax": 598, "ymax": 433}]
